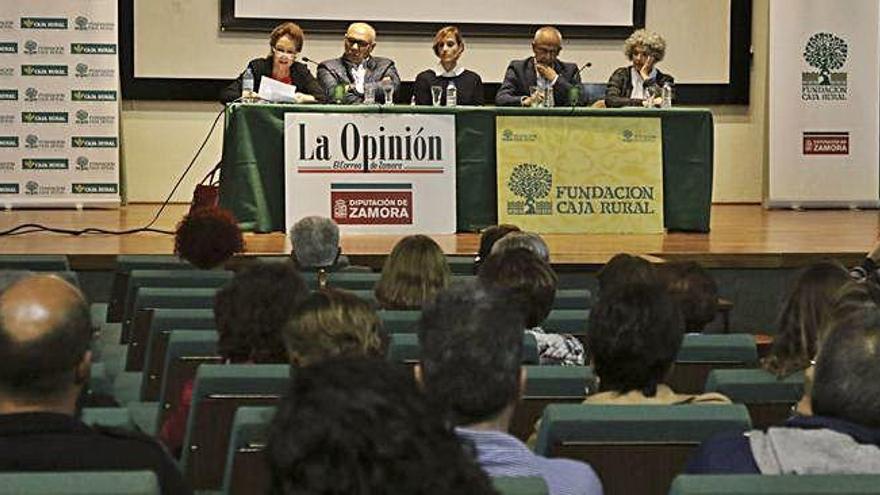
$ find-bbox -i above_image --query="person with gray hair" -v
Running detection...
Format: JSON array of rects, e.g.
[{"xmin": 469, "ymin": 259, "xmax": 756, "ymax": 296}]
[
  {"xmin": 289, "ymin": 216, "xmax": 370, "ymax": 274},
  {"xmin": 605, "ymin": 29, "xmax": 674, "ymax": 108},
  {"xmin": 490, "ymin": 231, "xmax": 550, "ymax": 262}
]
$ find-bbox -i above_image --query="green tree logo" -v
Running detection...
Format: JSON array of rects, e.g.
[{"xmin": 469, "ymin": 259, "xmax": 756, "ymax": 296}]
[
  {"xmin": 508, "ymin": 163, "xmax": 552, "ymax": 214},
  {"xmin": 24, "ymin": 87, "xmax": 38, "ymax": 101},
  {"xmin": 23, "ymin": 40, "xmax": 37, "ymax": 54},
  {"xmin": 74, "ymin": 16, "xmax": 88, "ymax": 30},
  {"xmin": 76, "ymin": 63, "xmax": 88, "ymax": 77},
  {"xmin": 25, "ymin": 134, "xmax": 38, "ymax": 148},
  {"xmin": 76, "ymin": 110, "xmax": 88, "ymax": 123},
  {"xmin": 25, "ymin": 181, "xmax": 38, "ymax": 195},
  {"xmin": 804, "ymin": 33, "xmax": 848, "ymax": 85},
  {"xmin": 76, "ymin": 156, "xmax": 89, "ymax": 171}
]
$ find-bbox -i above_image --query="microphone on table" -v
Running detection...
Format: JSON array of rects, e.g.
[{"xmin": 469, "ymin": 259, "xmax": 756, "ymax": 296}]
[
  {"xmin": 565, "ymin": 61, "xmax": 593, "ymax": 106},
  {"xmin": 577, "ymin": 61, "xmax": 593, "ymax": 75},
  {"xmin": 303, "ymin": 57, "xmax": 351, "ymax": 101}
]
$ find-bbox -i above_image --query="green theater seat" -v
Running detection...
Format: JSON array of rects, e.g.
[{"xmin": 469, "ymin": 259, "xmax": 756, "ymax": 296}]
[
  {"xmin": 704, "ymin": 368, "xmax": 804, "ymax": 429},
  {"xmin": 669, "ymin": 474, "xmax": 880, "ymax": 494},
  {"xmin": 670, "ymin": 333, "xmax": 758, "ymax": 394},
  {"xmin": 0, "ymin": 471, "xmax": 159, "ymax": 495}
]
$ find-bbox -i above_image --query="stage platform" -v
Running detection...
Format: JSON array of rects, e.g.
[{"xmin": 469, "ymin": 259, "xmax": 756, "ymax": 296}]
[{"xmin": 0, "ymin": 203, "xmax": 876, "ymax": 269}]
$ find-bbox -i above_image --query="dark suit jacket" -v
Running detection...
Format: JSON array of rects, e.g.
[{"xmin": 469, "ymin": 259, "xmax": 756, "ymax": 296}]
[
  {"xmin": 316, "ymin": 56, "xmax": 401, "ymax": 104},
  {"xmin": 220, "ymin": 56, "xmax": 326, "ymax": 103},
  {"xmin": 495, "ymin": 57, "xmax": 583, "ymax": 106},
  {"xmin": 604, "ymin": 65, "xmax": 675, "ymax": 108}
]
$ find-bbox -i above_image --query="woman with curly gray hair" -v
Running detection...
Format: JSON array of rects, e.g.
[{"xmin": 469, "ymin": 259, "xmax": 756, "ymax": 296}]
[{"xmin": 605, "ymin": 29, "xmax": 675, "ymax": 108}]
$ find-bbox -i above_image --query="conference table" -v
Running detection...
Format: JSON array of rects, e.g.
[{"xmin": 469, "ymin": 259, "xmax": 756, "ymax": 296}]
[{"xmin": 219, "ymin": 103, "xmax": 713, "ymax": 233}]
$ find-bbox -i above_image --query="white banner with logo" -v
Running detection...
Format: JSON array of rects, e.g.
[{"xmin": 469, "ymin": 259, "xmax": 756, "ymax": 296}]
[
  {"xmin": 285, "ymin": 113, "xmax": 456, "ymax": 234},
  {"xmin": 767, "ymin": 0, "xmax": 880, "ymax": 207},
  {"xmin": 0, "ymin": 1, "xmax": 120, "ymax": 207}
]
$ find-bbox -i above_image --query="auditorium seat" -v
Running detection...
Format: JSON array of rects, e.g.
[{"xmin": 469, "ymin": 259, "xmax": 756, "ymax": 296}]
[
  {"xmin": 510, "ymin": 366, "xmax": 593, "ymax": 441},
  {"xmin": 157, "ymin": 330, "xmax": 221, "ymax": 431},
  {"xmin": 704, "ymin": 368, "xmax": 804, "ymax": 429},
  {"xmin": 81, "ymin": 407, "xmax": 134, "ymax": 430},
  {"xmin": 125, "ymin": 308, "xmax": 214, "ymax": 374},
  {"xmin": 387, "ymin": 332, "xmax": 539, "ymax": 366},
  {"xmin": 125, "ymin": 287, "xmax": 217, "ymax": 343},
  {"xmin": 534, "ymin": 404, "xmax": 751, "ymax": 495},
  {"xmin": 669, "ymin": 474, "xmax": 880, "ymax": 494},
  {"xmin": 223, "ymin": 406, "xmax": 275, "ymax": 495},
  {"xmin": 0, "ymin": 254, "xmax": 69, "ymax": 271},
  {"xmin": 379, "ymin": 308, "xmax": 590, "ymax": 335},
  {"xmin": 493, "ymin": 477, "xmax": 550, "ymax": 495},
  {"xmin": 446, "ymin": 255, "xmax": 475, "ymax": 275},
  {"xmin": 0, "ymin": 471, "xmax": 160, "ymax": 495},
  {"xmin": 668, "ymin": 333, "xmax": 758, "ymax": 394},
  {"xmin": 180, "ymin": 364, "xmax": 290, "ymax": 491}
]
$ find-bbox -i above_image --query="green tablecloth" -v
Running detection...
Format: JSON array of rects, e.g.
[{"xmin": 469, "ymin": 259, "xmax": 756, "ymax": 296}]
[{"xmin": 219, "ymin": 104, "xmax": 713, "ymax": 233}]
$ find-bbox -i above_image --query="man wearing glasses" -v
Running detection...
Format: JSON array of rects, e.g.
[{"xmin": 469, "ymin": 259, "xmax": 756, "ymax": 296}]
[
  {"xmin": 318, "ymin": 22, "xmax": 401, "ymax": 104},
  {"xmin": 495, "ymin": 26, "xmax": 583, "ymax": 107}
]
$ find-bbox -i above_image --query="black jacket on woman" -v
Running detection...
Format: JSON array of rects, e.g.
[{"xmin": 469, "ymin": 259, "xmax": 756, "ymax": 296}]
[
  {"xmin": 604, "ymin": 66, "xmax": 675, "ymax": 108},
  {"xmin": 220, "ymin": 56, "xmax": 326, "ymax": 103},
  {"xmin": 413, "ymin": 69, "xmax": 484, "ymax": 106}
]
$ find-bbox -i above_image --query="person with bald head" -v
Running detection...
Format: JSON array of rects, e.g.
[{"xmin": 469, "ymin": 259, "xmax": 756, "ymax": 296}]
[
  {"xmin": 0, "ymin": 275, "xmax": 190, "ymax": 495},
  {"xmin": 495, "ymin": 26, "xmax": 584, "ymax": 107},
  {"xmin": 318, "ymin": 22, "xmax": 401, "ymax": 104}
]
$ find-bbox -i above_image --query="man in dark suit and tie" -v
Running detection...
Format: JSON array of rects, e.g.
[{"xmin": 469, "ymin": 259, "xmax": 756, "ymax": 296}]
[
  {"xmin": 318, "ymin": 22, "xmax": 401, "ymax": 104},
  {"xmin": 495, "ymin": 26, "xmax": 583, "ymax": 107}
]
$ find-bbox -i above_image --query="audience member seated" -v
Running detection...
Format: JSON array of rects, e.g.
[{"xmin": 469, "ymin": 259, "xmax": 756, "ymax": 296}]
[
  {"xmin": 585, "ymin": 283, "xmax": 730, "ymax": 404},
  {"xmin": 761, "ymin": 261, "xmax": 850, "ymax": 415},
  {"xmin": 491, "ymin": 231, "xmax": 551, "ymax": 262},
  {"xmin": 478, "ymin": 249, "xmax": 585, "ymax": 366},
  {"xmin": 317, "ymin": 22, "xmax": 401, "ymax": 104},
  {"xmin": 657, "ymin": 261, "xmax": 719, "ymax": 332},
  {"xmin": 374, "ymin": 235, "xmax": 450, "ymax": 310},
  {"xmin": 474, "ymin": 224, "xmax": 520, "ymax": 274},
  {"xmin": 686, "ymin": 307, "xmax": 880, "ymax": 474},
  {"xmin": 596, "ymin": 253, "xmax": 656, "ymax": 297},
  {"xmin": 173, "ymin": 206, "xmax": 244, "ymax": 269},
  {"xmin": 220, "ymin": 22, "xmax": 325, "ymax": 103},
  {"xmin": 159, "ymin": 261, "xmax": 309, "ymax": 454},
  {"xmin": 281, "ymin": 288, "xmax": 386, "ymax": 367},
  {"xmin": 495, "ymin": 26, "xmax": 583, "ymax": 107},
  {"xmin": 0, "ymin": 275, "xmax": 190, "ymax": 495},
  {"xmin": 288, "ymin": 216, "xmax": 371, "ymax": 280},
  {"xmin": 417, "ymin": 282, "xmax": 602, "ymax": 495},
  {"xmin": 266, "ymin": 357, "xmax": 497, "ymax": 494},
  {"xmin": 605, "ymin": 29, "xmax": 675, "ymax": 108},
  {"xmin": 413, "ymin": 26, "xmax": 484, "ymax": 106}
]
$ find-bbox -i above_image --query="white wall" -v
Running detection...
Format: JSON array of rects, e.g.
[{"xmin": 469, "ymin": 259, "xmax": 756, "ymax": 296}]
[{"xmin": 122, "ymin": 0, "xmax": 765, "ymax": 203}]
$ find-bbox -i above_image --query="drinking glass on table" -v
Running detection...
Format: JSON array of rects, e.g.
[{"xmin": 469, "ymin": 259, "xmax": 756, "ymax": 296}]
[
  {"xmin": 363, "ymin": 82, "xmax": 377, "ymax": 104},
  {"xmin": 380, "ymin": 79, "xmax": 394, "ymax": 106},
  {"xmin": 431, "ymin": 85, "xmax": 443, "ymax": 106}
]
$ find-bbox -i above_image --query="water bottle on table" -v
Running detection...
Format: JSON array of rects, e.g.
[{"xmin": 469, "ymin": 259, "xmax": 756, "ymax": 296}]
[
  {"xmin": 446, "ymin": 81, "xmax": 457, "ymax": 107},
  {"xmin": 661, "ymin": 82, "xmax": 673, "ymax": 109},
  {"xmin": 241, "ymin": 67, "xmax": 255, "ymax": 102}
]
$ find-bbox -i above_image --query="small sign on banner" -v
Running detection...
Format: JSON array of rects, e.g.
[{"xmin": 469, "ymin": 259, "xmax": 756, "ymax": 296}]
[
  {"xmin": 496, "ymin": 116, "xmax": 664, "ymax": 234},
  {"xmin": 285, "ymin": 113, "xmax": 456, "ymax": 234}
]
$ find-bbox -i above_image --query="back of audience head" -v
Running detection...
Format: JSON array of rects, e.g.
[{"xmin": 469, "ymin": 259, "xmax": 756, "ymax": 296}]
[
  {"xmin": 762, "ymin": 261, "xmax": 850, "ymax": 377},
  {"xmin": 587, "ymin": 282, "xmax": 684, "ymax": 396},
  {"xmin": 478, "ymin": 248, "xmax": 557, "ymax": 328},
  {"xmin": 174, "ymin": 206, "xmax": 244, "ymax": 269},
  {"xmin": 375, "ymin": 234, "xmax": 450, "ymax": 309},
  {"xmin": 289, "ymin": 216, "xmax": 340, "ymax": 270},
  {"xmin": 282, "ymin": 288, "xmax": 385, "ymax": 367},
  {"xmin": 267, "ymin": 357, "xmax": 497, "ymax": 495},
  {"xmin": 657, "ymin": 261, "xmax": 718, "ymax": 332},
  {"xmin": 0, "ymin": 275, "xmax": 91, "ymax": 411},
  {"xmin": 811, "ymin": 307, "xmax": 880, "ymax": 428},
  {"xmin": 474, "ymin": 224, "xmax": 520, "ymax": 273},
  {"xmin": 214, "ymin": 261, "xmax": 309, "ymax": 363},
  {"xmin": 490, "ymin": 231, "xmax": 550, "ymax": 263},
  {"xmin": 597, "ymin": 253, "xmax": 656, "ymax": 296},
  {"xmin": 419, "ymin": 282, "xmax": 526, "ymax": 427}
]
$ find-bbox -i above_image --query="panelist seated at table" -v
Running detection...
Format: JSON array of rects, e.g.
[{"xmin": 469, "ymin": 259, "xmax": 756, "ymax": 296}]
[
  {"xmin": 317, "ymin": 22, "xmax": 401, "ymax": 104},
  {"xmin": 413, "ymin": 26, "xmax": 484, "ymax": 106},
  {"xmin": 220, "ymin": 22, "xmax": 325, "ymax": 104},
  {"xmin": 605, "ymin": 29, "xmax": 675, "ymax": 108},
  {"xmin": 495, "ymin": 26, "xmax": 583, "ymax": 107}
]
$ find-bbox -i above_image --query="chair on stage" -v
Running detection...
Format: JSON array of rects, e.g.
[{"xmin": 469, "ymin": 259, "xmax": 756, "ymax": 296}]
[
  {"xmin": 669, "ymin": 333, "xmax": 758, "ymax": 394},
  {"xmin": 533, "ymin": 404, "xmax": 752, "ymax": 495},
  {"xmin": 704, "ymin": 368, "xmax": 804, "ymax": 429}
]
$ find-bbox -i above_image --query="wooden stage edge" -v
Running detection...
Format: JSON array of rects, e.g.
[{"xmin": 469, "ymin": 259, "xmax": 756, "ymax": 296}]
[{"xmin": 0, "ymin": 203, "xmax": 877, "ymax": 270}]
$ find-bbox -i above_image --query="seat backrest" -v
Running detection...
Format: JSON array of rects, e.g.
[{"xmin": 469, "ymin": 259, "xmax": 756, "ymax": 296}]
[
  {"xmin": 669, "ymin": 474, "xmax": 880, "ymax": 494},
  {"xmin": 669, "ymin": 333, "xmax": 758, "ymax": 394},
  {"xmin": 323, "ymin": 271, "xmax": 381, "ymax": 290},
  {"xmin": 580, "ymin": 83, "xmax": 607, "ymax": 106},
  {"xmin": 0, "ymin": 254, "xmax": 69, "ymax": 271},
  {"xmin": 81, "ymin": 407, "xmax": 134, "ymax": 430},
  {"xmin": 108, "ymin": 257, "xmax": 195, "ymax": 321},
  {"xmin": 157, "ymin": 330, "xmax": 221, "ymax": 430},
  {"xmin": 378, "ymin": 310, "xmax": 422, "ymax": 333},
  {"xmin": 552, "ymin": 289, "xmax": 592, "ymax": 310},
  {"xmin": 493, "ymin": 477, "xmax": 549, "ymax": 495},
  {"xmin": 121, "ymin": 270, "xmax": 231, "ymax": 332},
  {"xmin": 0, "ymin": 471, "xmax": 160, "ymax": 495},
  {"xmin": 510, "ymin": 366, "xmax": 593, "ymax": 441},
  {"xmin": 124, "ymin": 286, "xmax": 217, "ymax": 344},
  {"xmin": 704, "ymin": 368, "xmax": 804, "ymax": 429},
  {"xmin": 223, "ymin": 406, "xmax": 276, "ymax": 495},
  {"xmin": 181, "ymin": 364, "xmax": 291, "ymax": 491},
  {"xmin": 446, "ymin": 255, "xmax": 475, "ymax": 275},
  {"xmin": 126, "ymin": 307, "xmax": 214, "ymax": 374},
  {"xmin": 386, "ymin": 333, "xmax": 539, "ymax": 366},
  {"xmin": 535, "ymin": 404, "xmax": 752, "ymax": 495},
  {"xmin": 542, "ymin": 309, "xmax": 590, "ymax": 333}
]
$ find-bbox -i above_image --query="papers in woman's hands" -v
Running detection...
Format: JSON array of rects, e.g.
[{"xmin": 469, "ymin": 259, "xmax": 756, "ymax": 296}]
[{"xmin": 258, "ymin": 77, "xmax": 297, "ymax": 103}]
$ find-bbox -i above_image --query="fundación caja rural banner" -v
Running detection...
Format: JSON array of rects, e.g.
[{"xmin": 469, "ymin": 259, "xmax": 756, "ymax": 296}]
[
  {"xmin": 767, "ymin": 0, "xmax": 880, "ymax": 208},
  {"xmin": 0, "ymin": 1, "xmax": 121, "ymax": 207},
  {"xmin": 496, "ymin": 116, "xmax": 663, "ymax": 234},
  {"xmin": 284, "ymin": 113, "xmax": 456, "ymax": 234}
]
